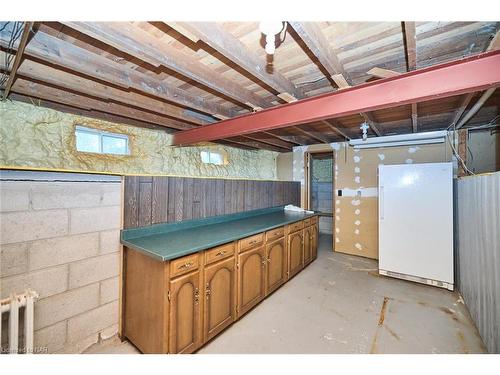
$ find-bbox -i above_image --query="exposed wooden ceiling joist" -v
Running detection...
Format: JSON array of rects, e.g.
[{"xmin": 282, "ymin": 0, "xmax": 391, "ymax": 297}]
[
  {"xmin": 290, "ymin": 21, "xmax": 382, "ymax": 136},
  {"xmin": 1, "ymin": 22, "xmax": 33, "ymax": 100},
  {"xmin": 0, "ymin": 53, "xmax": 209, "ymax": 126},
  {"xmin": 367, "ymin": 67, "xmax": 401, "ymax": 79},
  {"xmin": 261, "ymin": 131, "xmax": 306, "ymax": 146},
  {"xmin": 289, "ymin": 22, "xmax": 348, "ymax": 86},
  {"xmin": 403, "ymin": 22, "xmax": 418, "ymax": 131},
  {"xmin": 171, "ymin": 22, "xmax": 305, "ymax": 100},
  {"xmin": 243, "ymin": 133, "xmax": 295, "ymax": 149},
  {"xmin": 449, "ymin": 29, "xmax": 500, "ymax": 128},
  {"xmin": 12, "ymin": 78, "xmax": 196, "ymax": 131},
  {"xmin": 226, "ymin": 136, "xmax": 286, "ymax": 152},
  {"xmin": 9, "ymin": 92, "xmax": 181, "ymax": 133},
  {"xmin": 61, "ymin": 22, "xmax": 269, "ymax": 110},
  {"xmin": 172, "ymin": 50, "xmax": 500, "ymax": 145},
  {"xmin": 294, "ymin": 126, "xmax": 331, "ymax": 144},
  {"xmin": 403, "ymin": 22, "xmax": 417, "ymax": 71},
  {"xmin": 0, "ymin": 23, "xmax": 234, "ymax": 118},
  {"xmin": 321, "ymin": 120, "xmax": 350, "ymax": 140}
]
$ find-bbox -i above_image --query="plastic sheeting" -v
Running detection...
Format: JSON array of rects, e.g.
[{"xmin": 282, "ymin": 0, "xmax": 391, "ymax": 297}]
[{"xmin": 456, "ymin": 172, "xmax": 500, "ymax": 353}]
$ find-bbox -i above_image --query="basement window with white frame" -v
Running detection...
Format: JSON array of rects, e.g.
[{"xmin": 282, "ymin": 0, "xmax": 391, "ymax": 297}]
[
  {"xmin": 200, "ymin": 150, "xmax": 226, "ymax": 165},
  {"xmin": 75, "ymin": 126, "xmax": 130, "ymax": 155}
]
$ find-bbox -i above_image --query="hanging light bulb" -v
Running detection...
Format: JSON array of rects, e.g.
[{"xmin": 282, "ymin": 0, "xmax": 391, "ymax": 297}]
[{"xmin": 259, "ymin": 21, "xmax": 285, "ymax": 55}]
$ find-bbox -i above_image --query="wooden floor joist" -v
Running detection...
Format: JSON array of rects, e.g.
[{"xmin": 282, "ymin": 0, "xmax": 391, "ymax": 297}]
[
  {"xmin": 173, "ymin": 50, "xmax": 500, "ymax": 145},
  {"xmin": 1, "ymin": 22, "xmax": 33, "ymax": 101}
]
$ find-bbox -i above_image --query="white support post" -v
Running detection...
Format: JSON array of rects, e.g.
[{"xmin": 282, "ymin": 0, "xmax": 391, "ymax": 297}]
[
  {"xmin": 24, "ymin": 290, "xmax": 34, "ymax": 354},
  {"xmin": 9, "ymin": 294, "xmax": 19, "ymax": 354}
]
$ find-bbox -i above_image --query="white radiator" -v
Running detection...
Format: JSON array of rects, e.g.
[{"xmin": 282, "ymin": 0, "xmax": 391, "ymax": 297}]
[{"xmin": 0, "ymin": 290, "xmax": 38, "ymax": 354}]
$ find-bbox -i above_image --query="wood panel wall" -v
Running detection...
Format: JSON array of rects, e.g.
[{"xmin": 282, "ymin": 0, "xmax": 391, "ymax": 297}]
[{"xmin": 123, "ymin": 176, "xmax": 301, "ymax": 229}]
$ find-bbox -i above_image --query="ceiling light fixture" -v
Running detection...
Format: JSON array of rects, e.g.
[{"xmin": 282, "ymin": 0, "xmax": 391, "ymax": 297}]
[{"xmin": 259, "ymin": 21, "xmax": 286, "ymax": 55}]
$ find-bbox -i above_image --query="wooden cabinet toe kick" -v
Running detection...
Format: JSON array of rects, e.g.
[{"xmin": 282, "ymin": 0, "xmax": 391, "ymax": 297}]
[{"xmin": 122, "ymin": 216, "xmax": 318, "ymax": 353}]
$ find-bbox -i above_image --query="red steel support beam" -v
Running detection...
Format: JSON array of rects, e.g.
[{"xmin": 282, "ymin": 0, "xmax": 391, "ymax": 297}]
[{"xmin": 173, "ymin": 50, "xmax": 500, "ymax": 145}]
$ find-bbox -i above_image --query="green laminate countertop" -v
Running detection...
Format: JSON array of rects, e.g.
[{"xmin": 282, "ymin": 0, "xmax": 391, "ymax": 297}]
[{"xmin": 120, "ymin": 206, "xmax": 317, "ymax": 262}]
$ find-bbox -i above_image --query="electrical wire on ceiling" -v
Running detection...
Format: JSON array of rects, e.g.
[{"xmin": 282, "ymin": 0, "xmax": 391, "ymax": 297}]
[
  {"xmin": 0, "ymin": 21, "xmax": 24, "ymax": 88},
  {"xmin": 445, "ymin": 113, "xmax": 500, "ymax": 176}
]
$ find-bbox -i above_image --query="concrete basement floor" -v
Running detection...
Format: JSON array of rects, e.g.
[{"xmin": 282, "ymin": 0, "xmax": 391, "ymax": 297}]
[{"xmin": 86, "ymin": 234, "xmax": 486, "ymax": 354}]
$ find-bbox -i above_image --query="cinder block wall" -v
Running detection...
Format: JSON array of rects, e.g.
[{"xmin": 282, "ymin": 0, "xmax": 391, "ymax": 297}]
[{"xmin": 0, "ymin": 171, "xmax": 122, "ymax": 353}]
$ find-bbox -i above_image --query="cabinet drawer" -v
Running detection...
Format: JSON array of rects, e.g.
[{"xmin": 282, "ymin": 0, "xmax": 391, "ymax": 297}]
[
  {"xmin": 303, "ymin": 218, "xmax": 312, "ymax": 226},
  {"xmin": 205, "ymin": 242, "xmax": 235, "ymax": 265},
  {"xmin": 312, "ymin": 216, "xmax": 318, "ymax": 224},
  {"xmin": 239, "ymin": 233, "xmax": 264, "ymax": 253},
  {"xmin": 266, "ymin": 227, "xmax": 284, "ymax": 242},
  {"xmin": 288, "ymin": 221, "xmax": 303, "ymax": 233},
  {"xmin": 169, "ymin": 253, "xmax": 199, "ymax": 278}
]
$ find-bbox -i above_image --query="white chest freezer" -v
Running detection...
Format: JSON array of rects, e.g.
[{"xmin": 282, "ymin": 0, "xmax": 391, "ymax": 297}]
[{"xmin": 378, "ymin": 162, "xmax": 454, "ymax": 290}]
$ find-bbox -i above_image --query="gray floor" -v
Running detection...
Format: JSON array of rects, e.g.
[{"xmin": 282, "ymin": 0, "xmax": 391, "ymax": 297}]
[{"xmin": 86, "ymin": 234, "xmax": 486, "ymax": 354}]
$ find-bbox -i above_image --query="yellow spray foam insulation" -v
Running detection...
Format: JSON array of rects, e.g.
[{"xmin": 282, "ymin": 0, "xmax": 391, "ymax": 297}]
[{"xmin": 0, "ymin": 100, "xmax": 278, "ymax": 180}]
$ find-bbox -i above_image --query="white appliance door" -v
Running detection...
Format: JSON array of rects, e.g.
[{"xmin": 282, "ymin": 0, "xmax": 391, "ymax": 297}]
[{"xmin": 378, "ymin": 162, "xmax": 453, "ymax": 284}]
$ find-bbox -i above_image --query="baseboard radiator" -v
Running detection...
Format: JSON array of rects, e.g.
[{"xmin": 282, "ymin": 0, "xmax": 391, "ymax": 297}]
[{"xmin": 0, "ymin": 290, "xmax": 38, "ymax": 354}]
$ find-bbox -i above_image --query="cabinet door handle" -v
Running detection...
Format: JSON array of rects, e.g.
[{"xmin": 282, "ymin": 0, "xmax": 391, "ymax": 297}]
[
  {"xmin": 205, "ymin": 284, "xmax": 211, "ymax": 298},
  {"xmin": 194, "ymin": 288, "xmax": 199, "ymax": 304},
  {"xmin": 261, "ymin": 259, "xmax": 266, "ymax": 267},
  {"xmin": 267, "ymin": 258, "xmax": 271, "ymax": 263}
]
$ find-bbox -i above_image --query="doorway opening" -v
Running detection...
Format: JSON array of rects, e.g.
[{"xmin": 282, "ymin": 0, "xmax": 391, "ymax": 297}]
[{"xmin": 305, "ymin": 151, "xmax": 334, "ymax": 238}]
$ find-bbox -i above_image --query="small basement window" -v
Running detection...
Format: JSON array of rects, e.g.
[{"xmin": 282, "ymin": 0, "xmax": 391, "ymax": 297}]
[
  {"xmin": 200, "ymin": 150, "xmax": 226, "ymax": 165},
  {"xmin": 75, "ymin": 126, "xmax": 129, "ymax": 155}
]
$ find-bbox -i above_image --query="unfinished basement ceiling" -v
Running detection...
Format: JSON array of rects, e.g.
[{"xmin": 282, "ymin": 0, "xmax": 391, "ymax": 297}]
[{"xmin": 1, "ymin": 21, "xmax": 499, "ymax": 152}]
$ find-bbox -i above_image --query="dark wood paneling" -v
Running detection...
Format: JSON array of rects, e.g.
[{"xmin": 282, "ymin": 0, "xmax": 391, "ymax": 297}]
[{"xmin": 123, "ymin": 176, "xmax": 301, "ymax": 229}]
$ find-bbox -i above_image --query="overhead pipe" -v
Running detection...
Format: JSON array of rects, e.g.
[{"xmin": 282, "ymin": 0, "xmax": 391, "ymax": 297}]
[{"xmin": 456, "ymin": 88, "xmax": 497, "ymax": 129}]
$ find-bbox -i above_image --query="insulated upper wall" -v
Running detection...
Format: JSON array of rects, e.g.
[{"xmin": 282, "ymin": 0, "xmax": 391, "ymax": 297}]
[
  {"xmin": 292, "ymin": 141, "xmax": 453, "ymax": 259},
  {"xmin": 0, "ymin": 100, "xmax": 278, "ymax": 180}
]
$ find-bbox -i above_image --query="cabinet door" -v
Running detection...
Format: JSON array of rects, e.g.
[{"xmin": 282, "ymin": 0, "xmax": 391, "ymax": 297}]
[
  {"xmin": 169, "ymin": 271, "xmax": 201, "ymax": 354},
  {"xmin": 312, "ymin": 224, "xmax": 318, "ymax": 260},
  {"xmin": 203, "ymin": 256, "xmax": 236, "ymax": 342},
  {"xmin": 266, "ymin": 237, "xmax": 287, "ymax": 295},
  {"xmin": 237, "ymin": 246, "xmax": 266, "ymax": 317},
  {"xmin": 303, "ymin": 226, "xmax": 312, "ymax": 265},
  {"xmin": 288, "ymin": 231, "xmax": 304, "ymax": 278}
]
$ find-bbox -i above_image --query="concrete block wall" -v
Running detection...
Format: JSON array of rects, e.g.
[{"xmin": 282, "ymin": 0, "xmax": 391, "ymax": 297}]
[{"xmin": 0, "ymin": 171, "xmax": 122, "ymax": 353}]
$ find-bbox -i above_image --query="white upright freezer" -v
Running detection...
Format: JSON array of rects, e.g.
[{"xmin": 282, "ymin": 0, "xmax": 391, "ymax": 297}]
[{"xmin": 378, "ymin": 162, "xmax": 454, "ymax": 290}]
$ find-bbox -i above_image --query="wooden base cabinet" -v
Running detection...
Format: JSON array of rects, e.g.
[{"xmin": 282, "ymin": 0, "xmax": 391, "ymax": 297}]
[
  {"xmin": 303, "ymin": 225, "xmax": 313, "ymax": 265},
  {"xmin": 288, "ymin": 230, "xmax": 304, "ymax": 278},
  {"xmin": 237, "ymin": 245, "xmax": 266, "ymax": 317},
  {"xmin": 265, "ymin": 237, "xmax": 287, "ymax": 295},
  {"xmin": 123, "ymin": 216, "xmax": 318, "ymax": 353},
  {"xmin": 168, "ymin": 271, "xmax": 201, "ymax": 354},
  {"xmin": 312, "ymin": 223, "xmax": 318, "ymax": 260},
  {"xmin": 203, "ymin": 256, "xmax": 236, "ymax": 342}
]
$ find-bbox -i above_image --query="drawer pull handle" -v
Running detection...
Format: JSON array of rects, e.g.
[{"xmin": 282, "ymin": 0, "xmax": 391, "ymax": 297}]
[
  {"xmin": 249, "ymin": 240, "xmax": 258, "ymax": 244},
  {"xmin": 215, "ymin": 250, "xmax": 226, "ymax": 257},
  {"xmin": 178, "ymin": 262, "xmax": 194, "ymax": 270}
]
